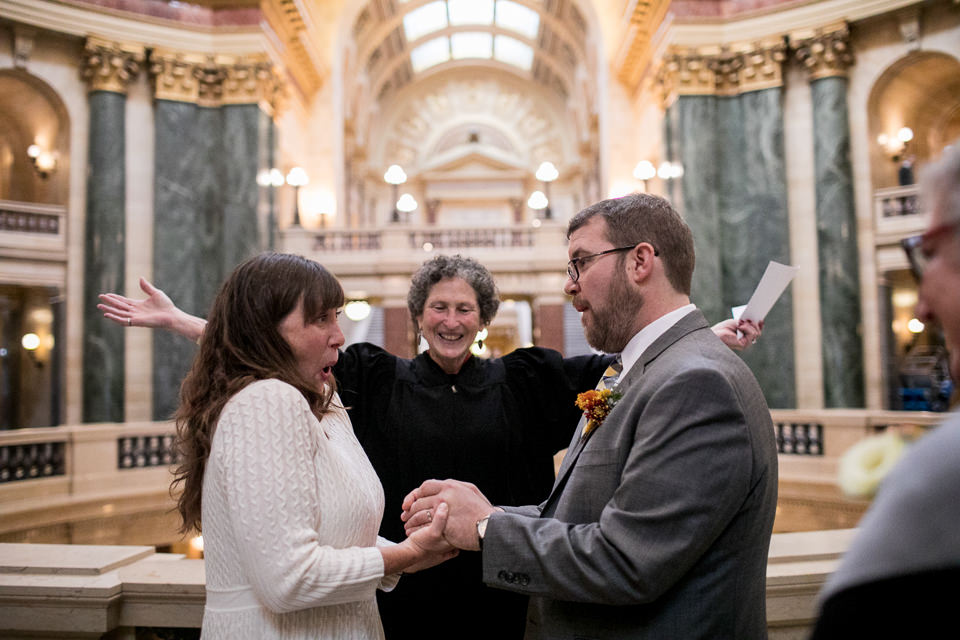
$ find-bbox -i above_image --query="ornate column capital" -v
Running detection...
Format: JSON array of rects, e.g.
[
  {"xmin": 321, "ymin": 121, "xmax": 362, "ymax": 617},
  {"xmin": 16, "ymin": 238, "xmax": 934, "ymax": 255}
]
[
  {"xmin": 149, "ymin": 49, "xmax": 286, "ymax": 113},
  {"xmin": 657, "ymin": 38, "xmax": 786, "ymax": 106},
  {"xmin": 791, "ymin": 23, "xmax": 853, "ymax": 81},
  {"xmin": 81, "ymin": 37, "xmax": 145, "ymax": 94}
]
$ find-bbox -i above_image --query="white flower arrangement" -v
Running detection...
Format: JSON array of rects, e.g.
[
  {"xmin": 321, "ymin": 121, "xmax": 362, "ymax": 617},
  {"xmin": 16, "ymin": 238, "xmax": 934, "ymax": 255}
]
[{"xmin": 837, "ymin": 431, "xmax": 907, "ymax": 498}]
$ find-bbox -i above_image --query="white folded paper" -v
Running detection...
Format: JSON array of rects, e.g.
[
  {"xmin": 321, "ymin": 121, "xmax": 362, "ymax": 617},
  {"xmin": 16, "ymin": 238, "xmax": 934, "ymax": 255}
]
[{"xmin": 731, "ymin": 261, "xmax": 799, "ymax": 329}]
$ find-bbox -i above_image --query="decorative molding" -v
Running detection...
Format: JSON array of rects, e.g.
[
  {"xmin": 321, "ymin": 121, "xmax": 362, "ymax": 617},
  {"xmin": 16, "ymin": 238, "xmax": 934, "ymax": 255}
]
[
  {"xmin": 614, "ymin": 0, "xmax": 673, "ymax": 92},
  {"xmin": 80, "ymin": 37, "xmax": 145, "ymax": 94},
  {"xmin": 791, "ymin": 23, "xmax": 854, "ymax": 81},
  {"xmin": 12, "ymin": 25, "xmax": 36, "ymax": 69},
  {"xmin": 0, "ymin": 0, "xmax": 265, "ymax": 54},
  {"xmin": 668, "ymin": 0, "xmax": 920, "ymax": 47},
  {"xmin": 260, "ymin": 0, "xmax": 324, "ymax": 99},
  {"xmin": 149, "ymin": 48, "xmax": 284, "ymax": 112},
  {"xmin": 656, "ymin": 38, "xmax": 786, "ymax": 104}
]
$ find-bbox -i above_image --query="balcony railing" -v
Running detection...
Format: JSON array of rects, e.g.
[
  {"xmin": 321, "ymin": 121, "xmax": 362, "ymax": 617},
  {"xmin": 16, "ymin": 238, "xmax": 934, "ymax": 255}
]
[
  {"xmin": 281, "ymin": 221, "xmax": 569, "ymax": 281},
  {"xmin": 0, "ymin": 199, "xmax": 67, "ymax": 261},
  {"xmin": 0, "ymin": 528, "xmax": 857, "ymax": 639}
]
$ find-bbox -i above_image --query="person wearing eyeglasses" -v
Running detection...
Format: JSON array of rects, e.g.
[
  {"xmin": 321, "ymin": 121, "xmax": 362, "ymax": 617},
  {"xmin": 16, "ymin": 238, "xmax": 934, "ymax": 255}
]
[
  {"xmin": 402, "ymin": 193, "xmax": 779, "ymax": 640},
  {"xmin": 811, "ymin": 142, "xmax": 960, "ymax": 639},
  {"xmin": 99, "ymin": 249, "xmax": 760, "ymax": 639}
]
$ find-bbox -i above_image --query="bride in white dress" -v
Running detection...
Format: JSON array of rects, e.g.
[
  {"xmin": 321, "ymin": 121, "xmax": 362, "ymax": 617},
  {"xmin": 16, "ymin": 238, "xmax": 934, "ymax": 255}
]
[{"xmin": 171, "ymin": 253, "xmax": 457, "ymax": 639}]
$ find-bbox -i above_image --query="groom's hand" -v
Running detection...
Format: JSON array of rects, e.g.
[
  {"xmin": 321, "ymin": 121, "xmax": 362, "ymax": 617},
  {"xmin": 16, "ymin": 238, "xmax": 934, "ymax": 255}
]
[{"xmin": 402, "ymin": 479, "xmax": 494, "ymax": 551}]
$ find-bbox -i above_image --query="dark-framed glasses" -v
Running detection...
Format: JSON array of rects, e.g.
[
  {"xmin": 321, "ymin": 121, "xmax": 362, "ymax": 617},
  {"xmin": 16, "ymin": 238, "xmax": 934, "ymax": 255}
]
[
  {"xmin": 901, "ymin": 220, "xmax": 960, "ymax": 280},
  {"xmin": 566, "ymin": 244, "xmax": 659, "ymax": 282}
]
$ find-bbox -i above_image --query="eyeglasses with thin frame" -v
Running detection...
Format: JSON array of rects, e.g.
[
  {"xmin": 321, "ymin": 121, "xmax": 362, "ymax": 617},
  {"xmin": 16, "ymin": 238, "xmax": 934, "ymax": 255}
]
[
  {"xmin": 566, "ymin": 244, "xmax": 659, "ymax": 282},
  {"xmin": 901, "ymin": 220, "xmax": 960, "ymax": 281}
]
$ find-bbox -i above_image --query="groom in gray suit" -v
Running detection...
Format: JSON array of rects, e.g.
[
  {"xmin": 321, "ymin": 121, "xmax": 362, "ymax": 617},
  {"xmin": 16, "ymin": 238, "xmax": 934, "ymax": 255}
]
[{"xmin": 403, "ymin": 193, "xmax": 778, "ymax": 639}]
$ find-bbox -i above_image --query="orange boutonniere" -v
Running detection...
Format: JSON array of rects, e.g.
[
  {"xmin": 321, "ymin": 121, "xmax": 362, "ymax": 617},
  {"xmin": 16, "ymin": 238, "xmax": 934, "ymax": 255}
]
[{"xmin": 575, "ymin": 389, "xmax": 622, "ymax": 439}]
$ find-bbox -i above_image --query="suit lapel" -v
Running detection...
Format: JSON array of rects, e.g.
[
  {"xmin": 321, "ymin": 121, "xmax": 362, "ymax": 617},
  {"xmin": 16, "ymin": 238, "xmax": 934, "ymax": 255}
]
[{"xmin": 540, "ymin": 309, "xmax": 711, "ymax": 516}]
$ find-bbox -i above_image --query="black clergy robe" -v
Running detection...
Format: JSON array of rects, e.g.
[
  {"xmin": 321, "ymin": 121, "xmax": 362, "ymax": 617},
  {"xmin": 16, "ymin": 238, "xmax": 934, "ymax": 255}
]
[{"xmin": 334, "ymin": 343, "xmax": 611, "ymax": 640}]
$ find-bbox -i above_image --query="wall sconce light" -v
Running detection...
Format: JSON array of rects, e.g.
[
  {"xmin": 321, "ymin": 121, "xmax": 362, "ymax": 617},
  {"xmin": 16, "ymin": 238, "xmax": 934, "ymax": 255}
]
[
  {"xmin": 21, "ymin": 332, "xmax": 43, "ymax": 367},
  {"xmin": 535, "ymin": 161, "xmax": 559, "ymax": 219},
  {"xmin": 877, "ymin": 127, "xmax": 914, "ymax": 161},
  {"xmin": 27, "ymin": 144, "xmax": 57, "ymax": 179},
  {"xmin": 384, "ymin": 164, "xmax": 408, "ymax": 223}
]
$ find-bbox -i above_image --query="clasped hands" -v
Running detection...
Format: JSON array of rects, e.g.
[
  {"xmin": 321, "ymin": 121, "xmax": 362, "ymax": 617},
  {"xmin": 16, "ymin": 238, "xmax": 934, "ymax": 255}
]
[{"xmin": 402, "ymin": 479, "xmax": 499, "ymax": 552}]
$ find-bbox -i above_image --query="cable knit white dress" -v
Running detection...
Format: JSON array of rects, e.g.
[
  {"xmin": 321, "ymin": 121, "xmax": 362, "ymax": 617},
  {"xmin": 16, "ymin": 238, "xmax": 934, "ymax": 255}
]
[{"xmin": 200, "ymin": 378, "xmax": 399, "ymax": 639}]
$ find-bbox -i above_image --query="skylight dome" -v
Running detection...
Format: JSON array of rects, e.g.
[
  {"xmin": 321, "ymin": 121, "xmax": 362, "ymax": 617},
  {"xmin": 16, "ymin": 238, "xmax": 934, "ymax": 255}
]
[
  {"xmin": 451, "ymin": 32, "xmax": 494, "ymax": 60},
  {"xmin": 411, "ymin": 36, "xmax": 451, "ymax": 72},
  {"xmin": 448, "ymin": 0, "xmax": 494, "ymax": 26},
  {"xmin": 494, "ymin": 35, "xmax": 533, "ymax": 70},
  {"xmin": 399, "ymin": 0, "xmax": 542, "ymax": 74},
  {"xmin": 403, "ymin": 2, "xmax": 448, "ymax": 42},
  {"xmin": 496, "ymin": 1, "xmax": 540, "ymax": 40}
]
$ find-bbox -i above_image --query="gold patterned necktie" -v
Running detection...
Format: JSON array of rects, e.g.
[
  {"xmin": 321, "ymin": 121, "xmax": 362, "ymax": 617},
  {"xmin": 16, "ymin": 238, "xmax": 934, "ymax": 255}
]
[{"xmin": 580, "ymin": 356, "xmax": 623, "ymax": 440}]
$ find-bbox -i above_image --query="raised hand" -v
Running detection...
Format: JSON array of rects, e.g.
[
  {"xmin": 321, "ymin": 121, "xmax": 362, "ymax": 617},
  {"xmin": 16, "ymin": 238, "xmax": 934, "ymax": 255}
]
[{"xmin": 98, "ymin": 277, "xmax": 206, "ymax": 341}]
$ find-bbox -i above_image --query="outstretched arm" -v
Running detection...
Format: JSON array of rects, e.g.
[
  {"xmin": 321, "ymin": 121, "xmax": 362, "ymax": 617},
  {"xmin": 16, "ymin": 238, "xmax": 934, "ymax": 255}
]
[
  {"xmin": 711, "ymin": 318, "xmax": 763, "ymax": 351},
  {"xmin": 98, "ymin": 277, "xmax": 207, "ymax": 342}
]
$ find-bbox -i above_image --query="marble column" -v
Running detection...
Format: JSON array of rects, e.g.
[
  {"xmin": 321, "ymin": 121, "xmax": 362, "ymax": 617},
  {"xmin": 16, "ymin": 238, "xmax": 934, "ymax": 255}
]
[
  {"xmin": 80, "ymin": 39, "xmax": 144, "ymax": 422},
  {"xmin": 659, "ymin": 41, "xmax": 795, "ymax": 407},
  {"xmin": 719, "ymin": 88, "xmax": 796, "ymax": 407},
  {"xmin": 222, "ymin": 104, "xmax": 262, "ymax": 272},
  {"xmin": 667, "ymin": 95, "xmax": 724, "ymax": 324},
  {"xmin": 795, "ymin": 26, "xmax": 864, "ymax": 407},
  {"xmin": 149, "ymin": 51, "xmax": 281, "ymax": 418}
]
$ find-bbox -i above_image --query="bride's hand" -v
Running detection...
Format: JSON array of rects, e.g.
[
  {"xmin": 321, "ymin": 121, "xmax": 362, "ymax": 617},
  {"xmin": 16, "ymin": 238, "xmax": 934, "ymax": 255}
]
[
  {"xmin": 98, "ymin": 277, "xmax": 177, "ymax": 329},
  {"xmin": 402, "ymin": 502, "xmax": 459, "ymax": 573}
]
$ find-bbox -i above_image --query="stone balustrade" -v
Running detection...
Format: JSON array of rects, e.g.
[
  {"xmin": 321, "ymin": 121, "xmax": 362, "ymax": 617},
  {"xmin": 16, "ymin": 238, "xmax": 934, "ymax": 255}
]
[
  {"xmin": 0, "ymin": 199, "xmax": 67, "ymax": 262},
  {"xmin": 0, "ymin": 409, "xmax": 947, "ymax": 637},
  {"xmin": 0, "ymin": 529, "xmax": 857, "ymax": 639},
  {"xmin": 280, "ymin": 220, "xmax": 570, "ymax": 285}
]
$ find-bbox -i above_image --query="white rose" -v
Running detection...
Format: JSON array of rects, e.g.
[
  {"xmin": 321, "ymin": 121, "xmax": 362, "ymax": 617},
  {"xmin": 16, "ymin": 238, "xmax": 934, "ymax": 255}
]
[{"xmin": 837, "ymin": 431, "xmax": 906, "ymax": 498}]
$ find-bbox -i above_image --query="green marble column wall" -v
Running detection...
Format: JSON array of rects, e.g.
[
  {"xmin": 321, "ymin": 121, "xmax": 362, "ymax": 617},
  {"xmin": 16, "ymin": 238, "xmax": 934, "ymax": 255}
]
[
  {"xmin": 667, "ymin": 96, "xmax": 725, "ymax": 324},
  {"xmin": 811, "ymin": 76, "xmax": 864, "ymax": 407},
  {"xmin": 667, "ymin": 90, "xmax": 796, "ymax": 407},
  {"xmin": 152, "ymin": 101, "xmax": 266, "ymax": 419},
  {"xmin": 83, "ymin": 91, "xmax": 126, "ymax": 422},
  {"xmin": 718, "ymin": 89, "xmax": 796, "ymax": 407},
  {"xmin": 222, "ymin": 104, "xmax": 262, "ymax": 271}
]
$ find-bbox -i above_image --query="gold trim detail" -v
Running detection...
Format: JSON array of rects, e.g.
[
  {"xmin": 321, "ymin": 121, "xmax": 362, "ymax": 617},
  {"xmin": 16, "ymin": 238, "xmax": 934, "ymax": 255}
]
[
  {"xmin": 615, "ymin": 0, "xmax": 673, "ymax": 92},
  {"xmin": 656, "ymin": 39, "xmax": 786, "ymax": 105},
  {"xmin": 149, "ymin": 49, "xmax": 285, "ymax": 113},
  {"xmin": 791, "ymin": 23, "xmax": 853, "ymax": 81},
  {"xmin": 81, "ymin": 37, "xmax": 146, "ymax": 94}
]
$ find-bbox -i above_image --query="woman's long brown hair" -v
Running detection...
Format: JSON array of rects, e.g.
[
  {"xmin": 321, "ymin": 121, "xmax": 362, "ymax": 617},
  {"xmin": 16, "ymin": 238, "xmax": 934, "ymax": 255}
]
[{"xmin": 171, "ymin": 252, "xmax": 345, "ymax": 535}]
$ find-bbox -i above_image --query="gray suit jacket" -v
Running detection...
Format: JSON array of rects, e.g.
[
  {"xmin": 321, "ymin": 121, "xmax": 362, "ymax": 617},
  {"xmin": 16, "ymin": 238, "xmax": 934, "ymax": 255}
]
[{"xmin": 482, "ymin": 310, "xmax": 778, "ymax": 639}]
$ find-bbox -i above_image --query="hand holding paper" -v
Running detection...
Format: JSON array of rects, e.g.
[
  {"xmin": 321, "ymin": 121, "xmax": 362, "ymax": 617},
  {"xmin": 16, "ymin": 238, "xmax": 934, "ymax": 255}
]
[{"xmin": 732, "ymin": 261, "xmax": 799, "ymax": 337}]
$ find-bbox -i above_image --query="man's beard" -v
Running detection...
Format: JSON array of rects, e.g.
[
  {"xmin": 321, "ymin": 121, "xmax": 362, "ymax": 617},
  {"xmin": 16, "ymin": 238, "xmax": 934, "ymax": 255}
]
[{"xmin": 584, "ymin": 272, "xmax": 643, "ymax": 353}]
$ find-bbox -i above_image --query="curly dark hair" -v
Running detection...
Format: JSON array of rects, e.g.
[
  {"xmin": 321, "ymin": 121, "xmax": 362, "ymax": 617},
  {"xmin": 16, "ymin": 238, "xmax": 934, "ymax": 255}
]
[
  {"xmin": 407, "ymin": 254, "xmax": 500, "ymax": 326},
  {"xmin": 171, "ymin": 252, "xmax": 344, "ymax": 535}
]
